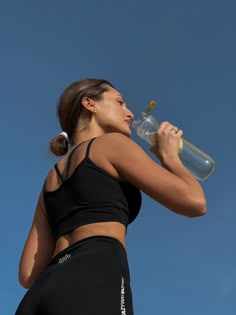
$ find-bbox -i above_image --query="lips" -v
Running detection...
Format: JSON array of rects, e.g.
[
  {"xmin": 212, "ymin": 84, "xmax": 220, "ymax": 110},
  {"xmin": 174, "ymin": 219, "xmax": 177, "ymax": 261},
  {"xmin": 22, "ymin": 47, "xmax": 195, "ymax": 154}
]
[{"xmin": 125, "ymin": 120, "xmax": 131, "ymax": 127}]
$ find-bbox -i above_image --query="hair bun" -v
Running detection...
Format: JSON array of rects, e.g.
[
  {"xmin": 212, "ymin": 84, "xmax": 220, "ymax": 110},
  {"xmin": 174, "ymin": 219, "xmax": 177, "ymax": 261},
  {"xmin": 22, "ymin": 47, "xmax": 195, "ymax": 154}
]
[{"xmin": 50, "ymin": 134, "xmax": 69, "ymax": 156}]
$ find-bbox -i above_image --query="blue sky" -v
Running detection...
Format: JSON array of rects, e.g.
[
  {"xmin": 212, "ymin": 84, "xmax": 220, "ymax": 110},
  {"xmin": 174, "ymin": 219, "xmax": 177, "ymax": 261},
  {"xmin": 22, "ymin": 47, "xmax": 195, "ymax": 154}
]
[{"xmin": 1, "ymin": 0, "xmax": 235, "ymax": 314}]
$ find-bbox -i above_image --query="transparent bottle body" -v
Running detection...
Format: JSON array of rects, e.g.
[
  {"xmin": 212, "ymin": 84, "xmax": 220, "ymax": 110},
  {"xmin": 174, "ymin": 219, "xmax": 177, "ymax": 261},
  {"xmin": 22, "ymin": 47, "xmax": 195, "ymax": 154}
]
[{"xmin": 132, "ymin": 113, "xmax": 215, "ymax": 180}]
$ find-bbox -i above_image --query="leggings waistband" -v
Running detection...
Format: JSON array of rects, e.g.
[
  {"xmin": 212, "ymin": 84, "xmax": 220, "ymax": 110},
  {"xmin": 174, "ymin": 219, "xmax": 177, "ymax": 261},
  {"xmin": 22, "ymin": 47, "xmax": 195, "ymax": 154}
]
[{"xmin": 49, "ymin": 235, "xmax": 126, "ymax": 265}]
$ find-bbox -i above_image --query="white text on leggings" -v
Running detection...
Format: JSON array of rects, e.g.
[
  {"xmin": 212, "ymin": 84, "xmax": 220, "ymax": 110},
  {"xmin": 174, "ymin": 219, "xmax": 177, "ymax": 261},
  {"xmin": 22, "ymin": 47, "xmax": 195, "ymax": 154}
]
[{"xmin": 121, "ymin": 277, "xmax": 126, "ymax": 315}]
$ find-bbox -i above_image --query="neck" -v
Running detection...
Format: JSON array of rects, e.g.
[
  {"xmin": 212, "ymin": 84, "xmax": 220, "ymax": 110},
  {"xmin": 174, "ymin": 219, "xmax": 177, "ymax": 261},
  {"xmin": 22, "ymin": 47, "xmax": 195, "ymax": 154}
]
[{"xmin": 72, "ymin": 126, "xmax": 105, "ymax": 147}]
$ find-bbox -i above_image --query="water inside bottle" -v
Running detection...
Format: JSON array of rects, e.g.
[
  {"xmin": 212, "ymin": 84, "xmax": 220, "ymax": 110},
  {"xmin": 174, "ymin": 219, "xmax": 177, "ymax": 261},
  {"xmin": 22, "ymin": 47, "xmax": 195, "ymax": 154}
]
[
  {"xmin": 136, "ymin": 122, "xmax": 155, "ymax": 144},
  {"xmin": 179, "ymin": 139, "xmax": 215, "ymax": 180}
]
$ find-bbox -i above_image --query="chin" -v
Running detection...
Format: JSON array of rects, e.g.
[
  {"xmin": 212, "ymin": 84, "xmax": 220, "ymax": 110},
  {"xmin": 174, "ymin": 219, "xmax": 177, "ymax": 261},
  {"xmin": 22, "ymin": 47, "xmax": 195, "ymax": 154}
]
[
  {"xmin": 122, "ymin": 129, "xmax": 132, "ymax": 137},
  {"xmin": 110, "ymin": 126, "xmax": 131, "ymax": 137}
]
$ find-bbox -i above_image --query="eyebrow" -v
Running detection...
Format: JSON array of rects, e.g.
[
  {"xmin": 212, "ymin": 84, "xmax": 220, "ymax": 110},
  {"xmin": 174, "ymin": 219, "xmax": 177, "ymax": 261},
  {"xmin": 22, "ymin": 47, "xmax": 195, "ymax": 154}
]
[{"xmin": 116, "ymin": 94, "xmax": 125, "ymax": 101}]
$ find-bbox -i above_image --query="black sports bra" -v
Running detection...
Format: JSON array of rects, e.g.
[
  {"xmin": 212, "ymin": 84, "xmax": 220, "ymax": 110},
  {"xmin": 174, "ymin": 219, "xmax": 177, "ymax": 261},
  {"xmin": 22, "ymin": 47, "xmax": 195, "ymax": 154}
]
[{"xmin": 43, "ymin": 137, "xmax": 142, "ymax": 239}]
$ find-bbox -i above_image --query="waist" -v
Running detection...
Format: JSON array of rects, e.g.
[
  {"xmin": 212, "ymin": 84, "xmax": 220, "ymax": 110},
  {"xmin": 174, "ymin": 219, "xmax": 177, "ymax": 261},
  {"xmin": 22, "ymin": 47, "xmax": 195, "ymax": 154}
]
[
  {"xmin": 52, "ymin": 221, "xmax": 127, "ymax": 258},
  {"xmin": 49, "ymin": 234, "xmax": 127, "ymax": 266}
]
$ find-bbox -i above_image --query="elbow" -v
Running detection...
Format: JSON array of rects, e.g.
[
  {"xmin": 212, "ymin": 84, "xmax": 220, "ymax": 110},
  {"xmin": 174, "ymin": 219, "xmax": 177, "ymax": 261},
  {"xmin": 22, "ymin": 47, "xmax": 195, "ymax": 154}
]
[
  {"xmin": 19, "ymin": 272, "xmax": 32, "ymax": 289},
  {"xmin": 187, "ymin": 199, "xmax": 207, "ymax": 218},
  {"xmin": 19, "ymin": 279, "xmax": 30, "ymax": 289}
]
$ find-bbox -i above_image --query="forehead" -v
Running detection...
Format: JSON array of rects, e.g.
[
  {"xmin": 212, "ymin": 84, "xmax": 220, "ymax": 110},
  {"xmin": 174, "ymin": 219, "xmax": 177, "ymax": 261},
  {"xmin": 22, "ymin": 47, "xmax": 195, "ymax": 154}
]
[{"xmin": 104, "ymin": 87, "xmax": 125, "ymax": 100}]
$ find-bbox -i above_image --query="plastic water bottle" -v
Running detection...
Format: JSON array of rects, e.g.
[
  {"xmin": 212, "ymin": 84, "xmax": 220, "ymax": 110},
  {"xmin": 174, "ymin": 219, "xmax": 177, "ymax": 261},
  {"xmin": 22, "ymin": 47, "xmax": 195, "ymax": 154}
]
[{"xmin": 132, "ymin": 112, "xmax": 215, "ymax": 180}]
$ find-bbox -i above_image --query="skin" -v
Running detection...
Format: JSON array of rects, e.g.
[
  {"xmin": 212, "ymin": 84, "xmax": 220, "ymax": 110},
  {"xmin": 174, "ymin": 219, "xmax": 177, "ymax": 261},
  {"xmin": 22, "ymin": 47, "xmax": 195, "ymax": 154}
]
[
  {"xmin": 73, "ymin": 87, "xmax": 134, "ymax": 142},
  {"xmin": 19, "ymin": 87, "xmax": 207, "ymax": 289}
]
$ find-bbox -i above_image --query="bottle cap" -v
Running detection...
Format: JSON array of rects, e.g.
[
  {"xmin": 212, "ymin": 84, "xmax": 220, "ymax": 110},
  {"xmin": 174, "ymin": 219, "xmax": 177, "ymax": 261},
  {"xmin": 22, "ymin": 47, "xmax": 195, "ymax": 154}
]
[{"xmin": 144, "ymin": 100, "xmax": 157, "ymax": 114}]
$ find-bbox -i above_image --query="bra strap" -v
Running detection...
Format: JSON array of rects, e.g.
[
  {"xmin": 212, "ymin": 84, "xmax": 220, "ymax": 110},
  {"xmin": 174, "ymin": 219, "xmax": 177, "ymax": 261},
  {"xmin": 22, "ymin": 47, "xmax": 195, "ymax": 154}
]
[
  {"xmin": 85, "ymin": 138, "xmax": 97, "ymax": 159},
  {"xmin": 64, "ymin": 141, "xmax": 85, "ymax": 178},
  {"xmin": 64, "ymin": 137, "xmax": 97, "ymax": 178},
  {"xmin": 54, "ymin": 163, "xmax": 64, "ymax": 183}
]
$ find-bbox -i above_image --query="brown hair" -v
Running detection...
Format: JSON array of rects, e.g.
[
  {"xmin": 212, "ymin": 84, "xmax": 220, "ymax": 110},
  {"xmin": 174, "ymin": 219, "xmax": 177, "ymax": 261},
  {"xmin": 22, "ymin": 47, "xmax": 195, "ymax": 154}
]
[{"xmin": 50, "ymin": 78, "xmax": 114, "ymax": 156}]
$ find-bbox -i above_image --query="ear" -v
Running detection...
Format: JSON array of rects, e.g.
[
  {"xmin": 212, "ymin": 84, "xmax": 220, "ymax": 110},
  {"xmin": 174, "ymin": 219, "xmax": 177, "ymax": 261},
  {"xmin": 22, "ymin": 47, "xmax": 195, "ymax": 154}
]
[{"xmin": 81, "ymin": 97, "xmax": 96, "ymax": 113}]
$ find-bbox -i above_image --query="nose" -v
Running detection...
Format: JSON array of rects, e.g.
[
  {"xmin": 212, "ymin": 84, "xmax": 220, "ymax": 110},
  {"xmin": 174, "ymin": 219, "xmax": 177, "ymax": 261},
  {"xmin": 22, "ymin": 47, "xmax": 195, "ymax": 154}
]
[{"xmin": 126, "ymin": 107, "xmax": 134, "ymax": 120}]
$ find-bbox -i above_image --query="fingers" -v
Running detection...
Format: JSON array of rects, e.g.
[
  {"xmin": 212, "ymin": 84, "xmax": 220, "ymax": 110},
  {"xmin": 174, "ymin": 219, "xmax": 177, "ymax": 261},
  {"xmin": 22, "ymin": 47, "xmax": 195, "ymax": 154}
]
[
  {"xmin": 158, "ymin": 121, "xmax": 183, "ymax": 137},
  {"xmin": 149, "ymin": 121, "xmax": 183, "ymax": 159},
  {"xmin": 170, "ymin": 127, "xmax": 178, "ymax": 134}
]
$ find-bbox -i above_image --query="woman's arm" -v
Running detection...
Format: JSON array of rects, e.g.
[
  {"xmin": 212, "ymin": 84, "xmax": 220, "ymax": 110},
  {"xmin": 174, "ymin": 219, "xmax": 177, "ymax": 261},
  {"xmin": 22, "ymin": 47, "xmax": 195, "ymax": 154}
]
[
  {"xmin": 104, "ymin": 130, "xmax": 207, "ymax": 218},
  {"xmin": 18, "ymin": 189, "xmax": 56, "ymax": 289}
]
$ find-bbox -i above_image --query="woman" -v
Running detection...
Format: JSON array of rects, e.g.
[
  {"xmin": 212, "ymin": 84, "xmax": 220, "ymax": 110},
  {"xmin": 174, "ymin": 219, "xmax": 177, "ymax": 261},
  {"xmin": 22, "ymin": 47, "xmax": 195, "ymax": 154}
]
[{"xmin": 15, "ymin": 78, "xmax": 206, "ymax": 315}]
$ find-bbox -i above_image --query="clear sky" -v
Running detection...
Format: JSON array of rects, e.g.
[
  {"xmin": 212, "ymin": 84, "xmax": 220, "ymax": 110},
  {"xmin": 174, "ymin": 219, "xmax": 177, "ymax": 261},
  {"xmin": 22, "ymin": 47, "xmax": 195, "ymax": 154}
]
[{"xmin": 1, "ymin": 0, "xmax": 235, "ymax": 314}]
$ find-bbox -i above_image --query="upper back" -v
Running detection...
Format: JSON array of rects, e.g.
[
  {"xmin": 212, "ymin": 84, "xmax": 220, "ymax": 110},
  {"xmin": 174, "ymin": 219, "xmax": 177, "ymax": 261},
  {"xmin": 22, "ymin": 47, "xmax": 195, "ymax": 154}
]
[
  {"xmin": 44, "ymin": 136, "xmax": 122, "ymax": 193},
  {"xmin": 43, "ymin": 134, "xmax": 142, "ymax": 239}
]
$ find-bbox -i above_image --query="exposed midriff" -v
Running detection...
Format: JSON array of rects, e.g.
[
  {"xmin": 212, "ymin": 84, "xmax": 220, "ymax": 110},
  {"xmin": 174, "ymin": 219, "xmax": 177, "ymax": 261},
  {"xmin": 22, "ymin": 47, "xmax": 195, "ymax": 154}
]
[{"xmin": 52, "ymin": 221, "xmax": 127, "ymax": 258}]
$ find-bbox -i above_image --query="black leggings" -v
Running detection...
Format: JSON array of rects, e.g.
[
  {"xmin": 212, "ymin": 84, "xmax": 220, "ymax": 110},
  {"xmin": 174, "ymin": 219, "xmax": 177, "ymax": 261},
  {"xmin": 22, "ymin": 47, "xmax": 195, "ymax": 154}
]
[{"xmin": 15, "ymin": 235, "xmax": 134, "ymax": 315}]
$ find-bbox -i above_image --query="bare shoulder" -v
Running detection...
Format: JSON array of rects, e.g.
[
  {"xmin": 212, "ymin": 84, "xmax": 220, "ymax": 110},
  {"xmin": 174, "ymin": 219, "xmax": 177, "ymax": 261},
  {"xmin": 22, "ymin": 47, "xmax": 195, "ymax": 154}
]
[
  {"xmin": 92, "ymin": 132, "xmax": 163, "ymax": 188},
  {"xmin": 96, "ymin": 132, "xmax": 154, "ymax": 165},
  {"xmin": 85, "ymin": 133, "xmax": 135, "ymax": 181},
  {"xmin": 90, "ymin": 132, "xmax": 144, "ymax": 170},
  {"xmin": 98, "ymin": 132, "xmax": 161, "ymax": 178}
]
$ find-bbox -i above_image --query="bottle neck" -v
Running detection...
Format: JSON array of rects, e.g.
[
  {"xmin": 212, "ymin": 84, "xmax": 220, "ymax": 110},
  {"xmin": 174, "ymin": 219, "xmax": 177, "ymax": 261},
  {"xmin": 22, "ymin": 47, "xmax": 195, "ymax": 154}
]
[{"xmin": 132, "ymin": 112, "xmax": 149, "ymax": 130}]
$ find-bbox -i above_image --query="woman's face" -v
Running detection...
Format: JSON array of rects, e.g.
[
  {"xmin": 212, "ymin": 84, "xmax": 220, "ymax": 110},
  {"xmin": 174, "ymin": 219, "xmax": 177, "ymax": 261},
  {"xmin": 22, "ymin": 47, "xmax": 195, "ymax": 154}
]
[{"xmin": 94, "ymin": 87, "xmax": 134, "ymax": 137}]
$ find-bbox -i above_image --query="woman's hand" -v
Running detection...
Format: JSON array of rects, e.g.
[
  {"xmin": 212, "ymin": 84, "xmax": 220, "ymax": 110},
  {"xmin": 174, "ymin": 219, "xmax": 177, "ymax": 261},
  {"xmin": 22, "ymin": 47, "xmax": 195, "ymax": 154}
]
[{"xmin": 149, "ymin": 121, "xmax": 183, "ymax": 163}]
